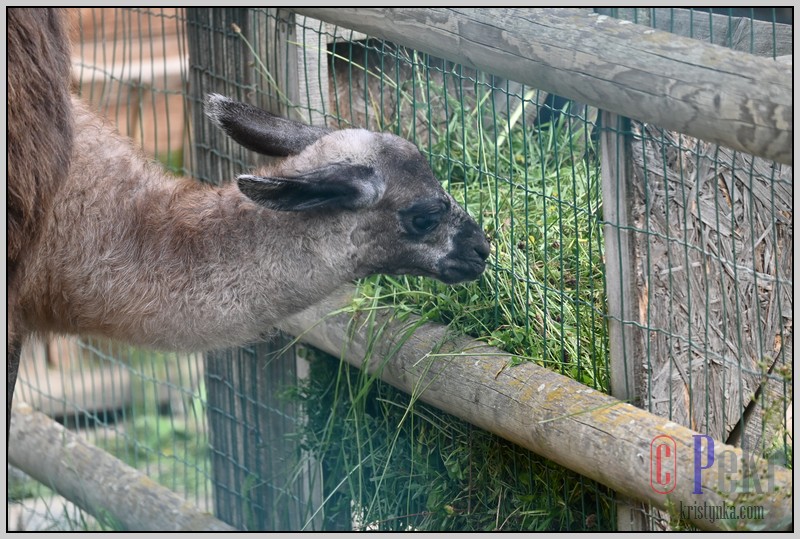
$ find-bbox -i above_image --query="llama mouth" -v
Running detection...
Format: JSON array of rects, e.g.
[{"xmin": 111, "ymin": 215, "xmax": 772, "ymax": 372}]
[
  {"xmin": 437, "ymin": 256, "xmax": 487, "ymax": 284},
  {"xmin": 436, "ymin": 230, "xmax": 491, "ymax": 284}
]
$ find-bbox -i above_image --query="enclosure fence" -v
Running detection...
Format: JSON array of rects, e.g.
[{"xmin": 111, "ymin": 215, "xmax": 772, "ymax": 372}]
[{"xmin": 9, "ymin": 7, "xmax": 792, "ymax": 532}]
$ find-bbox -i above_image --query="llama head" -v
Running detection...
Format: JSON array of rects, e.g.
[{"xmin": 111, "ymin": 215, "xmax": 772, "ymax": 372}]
[{"xmin": 205, "ymin": 94, "xmax": 490, "ymax": 284}]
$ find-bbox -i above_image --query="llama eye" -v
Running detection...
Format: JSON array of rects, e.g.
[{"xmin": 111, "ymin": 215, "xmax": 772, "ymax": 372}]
[
  {"xmin": 411, "ymin": 212, "xmax": 441, "ymax": 234},
  {"xmin": 400, "ymin": 198, "xmax": 449, "ymax": 236}
]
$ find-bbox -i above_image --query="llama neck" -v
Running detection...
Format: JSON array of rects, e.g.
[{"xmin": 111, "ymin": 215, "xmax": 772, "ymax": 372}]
[
  {"xmin": 22, "ymin": 100, "xmax": 361, "ymax": 351},
  {"xmin": 140, "ymin": 181, "xmax": 360, "ymax": 349}
]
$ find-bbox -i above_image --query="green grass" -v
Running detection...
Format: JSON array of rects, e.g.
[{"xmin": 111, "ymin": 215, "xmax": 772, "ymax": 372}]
[
  {"xmin": 298, "ymin": 350, "xmax": 614, "ymax": 531},
  {"xmin": 237, "ymin": 31, "xmax": 609, "ymax": 389},
  {"xmin": 23, "ymin": 33, "xmax": 611, "ymax": 531},
  {"xmin": 282, "ymin": 45, "xmax": 614, "ymax": 531},
  {"xmin": 367, "ymin": 102, "xmax": 609, "ymax": 390}
]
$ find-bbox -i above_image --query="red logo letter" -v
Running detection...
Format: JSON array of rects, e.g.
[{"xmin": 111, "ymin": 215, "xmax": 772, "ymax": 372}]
[{"xmin": 651, "ymin": 435, "xmax": 677, "ymax": 494}]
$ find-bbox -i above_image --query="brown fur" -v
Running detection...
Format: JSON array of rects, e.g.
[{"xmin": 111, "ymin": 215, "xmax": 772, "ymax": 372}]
[
  {"xmin": 7, "ymin": 8, "xmax": 74, "ymax": 424},
  {"xmin": 17, "ymin": 96, "xmax": 490, "ymax": 353},
  {"xmin": 7, "ymin": 16, "xmax": 489, "ymax": 429},
  {"xmin": 7, "ymin": 8, "xmax": 73, "ymax": 280}
]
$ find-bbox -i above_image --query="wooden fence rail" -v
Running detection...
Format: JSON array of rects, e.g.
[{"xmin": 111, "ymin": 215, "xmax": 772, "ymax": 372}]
[
  {"xmin": 9, "ymin": 403, "xmax": 237, "ymax": 532},
  {"xmin": 294, "ymin": 7, "xmax": 792, "ymax": 165},
  {"xmin": 277, "ymin": 287, "xmax": 792, "ymax": 531}
]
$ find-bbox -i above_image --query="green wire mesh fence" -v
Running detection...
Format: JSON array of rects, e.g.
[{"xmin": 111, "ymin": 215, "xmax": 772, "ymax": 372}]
[
  {"xmin": 9, "ymin": 7, "xmax": 791, "ymax": 532},
  {"xmin": 602, "ymin": 6, "xmax": 792, "ymax": 458}
]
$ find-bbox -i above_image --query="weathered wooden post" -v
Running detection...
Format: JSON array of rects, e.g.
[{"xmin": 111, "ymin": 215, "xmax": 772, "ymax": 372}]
[{"xmin": 186, "ymin": 8, "xmax": 327, "ymax": 530}]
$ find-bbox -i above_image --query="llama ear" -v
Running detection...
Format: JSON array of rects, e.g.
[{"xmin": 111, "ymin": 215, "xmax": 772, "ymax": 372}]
[
  {"xmin": 237, "ymin": 163, "xmax": 385, "ymax": 212},
  {"xmin": 205, "ymin": 94, "xmax": 330, "ymax": 156}
]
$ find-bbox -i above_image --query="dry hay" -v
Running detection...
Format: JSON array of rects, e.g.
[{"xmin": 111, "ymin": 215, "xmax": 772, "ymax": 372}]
[{"xmin": 629, "ymin": 122, "xmax": 792, "ymax": 451}]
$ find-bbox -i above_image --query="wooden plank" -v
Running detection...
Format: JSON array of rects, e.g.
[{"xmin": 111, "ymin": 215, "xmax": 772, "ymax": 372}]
[
  {"xmin": 187, "ymin": 9, "xmax": 325, "ymax": 530},
  {"xmin": 597, "ymin": 8, "xmax": 792, "ymax": 57},
  {"xmin": 186, "ymin": 7, "xmax": 266, "ymax": 184},
  {"xmin": 205, "ymin": 340, "xmax": 314, "ymax": 531},
  {"xmin": 626, "ymin": 122, "xmax": 793, "ymax": 446},
  {"xmin": 728, "ymin": 326, "xmax": 792, "ymax": 455},
  {"xmin": 284, "ymin": 12, "xmax": 328, "ymax": 531},
  {"xmin": 187, "ymin": 8, "xmax": 274, "ymax": 530},
  {"xmin": 276, "ymin": 286, "xmax": 792, "ymax": 531},
  {"xmin": 15, "ymin": 336, "xmax": 203, "ymax": 424},
  {"xmin": 255, "ymin": 9, "xmax": 324, "ymax": 530},
  {"xmin": 293, "ymin": 8, "xmax": 792, "ymax": 165},
  {"xmin": 292, "ymin": 15, "xmax": 330, "ymax": 127},
  {"xmin": 9, "ymin": 403, "xmax": 237, "ymax": 531},
  {"xmin": 15, "ymin": 337, "xmax": 133, "ymax": 421},
  {"xmin": 599, "ymin": 112, "xmax": 649, "ymax": 531},
  {"xmin": 16, "ymin": 363, "xmax": 132, "ymax": 421},
  {"xmin": 70, "ymin": 8, "xmax": 189, "ymax": 162},
  {"xmin": 600, "ymin": 113, "xmax": 643, "ymax": 405}
]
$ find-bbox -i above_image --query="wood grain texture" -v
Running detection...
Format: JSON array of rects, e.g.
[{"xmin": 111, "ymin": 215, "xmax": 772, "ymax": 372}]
[
  {"xmin": 277, "ymin": 286, "xmax": 792, "ymax": 531},
  {"xmin": 187, "ymin": 10, "xmax": 324, "ymax": 530},
  {"xmin": 9, "ymin": 403, "xmax": 236, "ymax": 531},
  {"xmin": 596, "ymin": 8, "xmax": 792, "ymax": 57},
  {"xmin": 600, "ymin": 112, "xmax": 650, "ymax": 531},
  {"xmin": 601, "ymin": 113, "xmax": 643, "ymax": 406},
  {"xmin": 628, "ymin": 124, "xmax": 793, "ymax": 448},
  {"xmin": 294, "ymin": 8, "xmax": 792, "ymax": 165}
]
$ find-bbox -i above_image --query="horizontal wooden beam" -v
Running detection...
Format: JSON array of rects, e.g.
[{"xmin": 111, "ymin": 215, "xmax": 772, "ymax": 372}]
[
  {"xmin": 278, "ymin": 287, "xmax": 792, "ymax": 531},
  {"xmin": 597, "ymin": 8, "xmax": 792, "ymax": 57},
  {"xmin": 294, "ymin": 8, "xmax": 792, "ymax": 165},
  {"xmin": 9, "ymin": 403, "xmax": 237, "ymax": 532}
]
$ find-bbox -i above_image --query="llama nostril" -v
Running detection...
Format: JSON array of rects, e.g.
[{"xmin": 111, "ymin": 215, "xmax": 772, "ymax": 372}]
[{"xmin": 475, "ymin": 236, "xmax": 491, "ymax": 260}]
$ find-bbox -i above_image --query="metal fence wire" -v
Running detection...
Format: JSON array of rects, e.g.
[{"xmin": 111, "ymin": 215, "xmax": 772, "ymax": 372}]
[{"xmin": 8, "ymin": 7, "xmax": 791, "ymax": 532}]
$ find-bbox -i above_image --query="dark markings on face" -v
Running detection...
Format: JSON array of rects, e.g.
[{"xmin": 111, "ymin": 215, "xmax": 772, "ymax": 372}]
[
  {"xmin": 452, "ymin": 219, "xmax": 491, "ymax": 261},
  {"xmin": 398, "ymin": 198, "xmax": 451, "ymax": 238}
]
